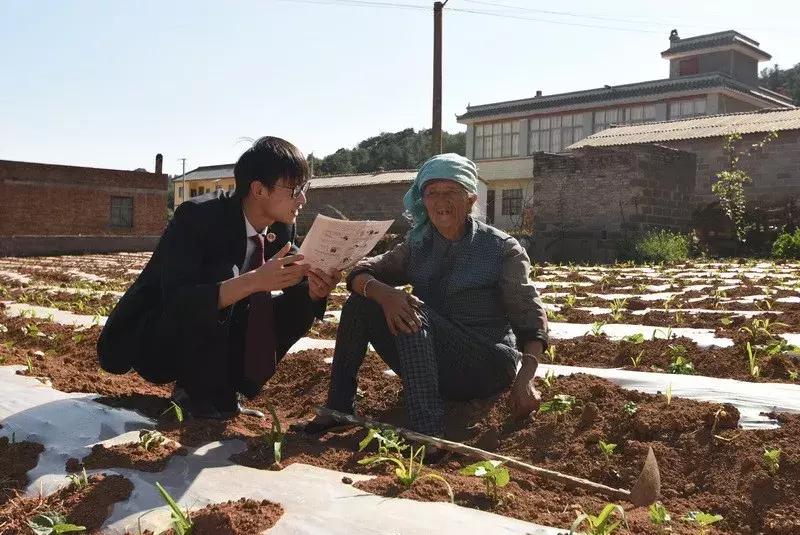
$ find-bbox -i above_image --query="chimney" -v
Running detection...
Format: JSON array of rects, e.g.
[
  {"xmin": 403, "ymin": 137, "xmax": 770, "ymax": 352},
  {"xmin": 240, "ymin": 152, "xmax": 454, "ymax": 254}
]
[
  {"xmin": 669, "ymin": 29, "xmax": 679, "ymax": 42},
  {"xmin": 535, "ymin": 90, "xmax": 542, "ymax": 97},
  {"xmin": 155, "ymin": 153, "xmax": 163, "ymax": 175}
]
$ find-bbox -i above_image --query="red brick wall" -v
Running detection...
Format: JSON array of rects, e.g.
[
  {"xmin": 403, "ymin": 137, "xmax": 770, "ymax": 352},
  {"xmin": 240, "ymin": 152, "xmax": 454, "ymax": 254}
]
[{"xmin": 0, "ymin": 160, "xmax": 167, "ymax": 237}]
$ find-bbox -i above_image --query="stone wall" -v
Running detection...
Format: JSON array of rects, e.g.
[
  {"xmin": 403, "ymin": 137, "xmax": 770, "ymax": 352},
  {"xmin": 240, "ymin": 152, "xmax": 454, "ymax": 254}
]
[
  {"xmin": 0, "ymin": 159, "xmax": 167, "ymax": 256},
  {"xmin": 527, "ymin": 145, "xmax": 696, "ymax": 262},
  {"xmin": 297, "ymin": 183, "xmax": 412, "ymax": 234}
]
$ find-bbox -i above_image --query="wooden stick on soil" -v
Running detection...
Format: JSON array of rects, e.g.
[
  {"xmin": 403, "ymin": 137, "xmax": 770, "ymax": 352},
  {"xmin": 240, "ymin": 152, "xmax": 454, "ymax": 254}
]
[{"xmin": 314, "ymin": 406, "xmax": 660, "ymax": 506}]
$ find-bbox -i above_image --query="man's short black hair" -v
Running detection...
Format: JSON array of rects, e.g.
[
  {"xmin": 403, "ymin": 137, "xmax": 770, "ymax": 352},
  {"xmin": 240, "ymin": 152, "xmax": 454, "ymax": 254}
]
[{"xmin": 234, "ymin": 136, "xmax": 310, "ymax": 197}]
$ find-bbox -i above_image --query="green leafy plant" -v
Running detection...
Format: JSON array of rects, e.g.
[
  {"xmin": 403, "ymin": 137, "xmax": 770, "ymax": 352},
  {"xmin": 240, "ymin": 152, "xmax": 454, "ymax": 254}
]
[
  {"xmin": 772, "ymin": 228, "xmax": 800, "ymax": 259},
  {"xmin": 609, "ymin": 299, "xmax": 627, "ymax": 322},
  {"xmin": 155, "ymin": 482, "xmax": 192, "ymax": 535},
  {"xmin": 460, "ymin": 460, "xmax": 511, "ymax": 505},
  {"xmin": 160, "ymin": 401, "xmax": 184, "ymax": 425},
  {"xmin": 632, "ymin": 230, "xmax": 690, "ymax": 263},
  {"xmin": 652, "ymin": 327, "xmax": 674, "ymax": 341},
  {"xmin": 25, "ymin": 355, "xmax": 34, "ymax": 375},
  {"xmin": 719, "ymin": 316, "xmax": 733, "ymax": 327},
  {"xmin": 539, "ymin": 394, "xmax": 578, "ymax": 419},
  {"xmin": 138, "ymin": 429, "xmax": 167, "ymax": 451},
  {"xmin": 682, "ymin": 511, "xmax": 723, "ymax": 535},
  {"xmin": 546, "ymin": 308, "xmax": 566, "ymax": 322},
  {"xmin": 746, "ymin": 342, "xmax": 760, "ymax": 378},
  {"xmin": 630, "ymin": 350, "xmax": 644, "ymax": 368},
  {"xmin": 264, "ymin": 401, "xmax": 285, "ymax": 466},
  {"xmin": 541, "ymin": 369, "xmax": 557, "ymax": 388},
  {"xmin": 622, "ymin": 401, "xmax": 638, "ymax": 416},
  {"xmin": 597, "ymin": 440, "xmax": 617, "ymax": 459},
  {"xmin": 564, "ymin": 293, "xmax": 578, "ymax": 308},
  {"xmin": 763, "ymin": 338, "xmax": 798, "ymax": 357},
  {"xmin": 648, "ymin": 501, "xmax": 671, "ymax": 532},
  {"xmin": 789, "ymin": 370, "xmax": 799, "ymax": 381},
  {"xmin": 544, "ymin": 345, "xmax": 557, "ymax": 363},
  {"xmin": 712, "ymin": 130, "xmax": 777, "ymax": 243},
  {"xmin": 666, "ymin": 345, "xmax": 694, "ymax": 375},
  {"xmin": 622, "ymin": 333, "xmax": 645, "ymax": 344},
  {"xmin": 66, "ymin": 468, "xmax": 89, "ymax": 490},
  {"xmin": 763, "ymin": 447, "xmax": 781, "ymax": 475},
  {"xmin": 27, "ymin": 512, "xmax": 86, "ymax": 535},
  {"xmin": 570, "ymin": 503, "xmax": 627, "ymax": 535},
  {"xmin": 587, "ymin": 322, "xmax": 606, "ymax": 337},
  {"xmin": 739, "ymin": 318, "xmax": 787, "ymax": 342},
  {"xmin": 358, "ymin": 428, "xmax": 453, "ymax": 501}
]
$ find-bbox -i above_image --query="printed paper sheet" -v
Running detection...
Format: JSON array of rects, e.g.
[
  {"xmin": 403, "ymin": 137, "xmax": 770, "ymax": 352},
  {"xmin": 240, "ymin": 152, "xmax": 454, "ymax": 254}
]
[{"xmin": 298, "ymin": 214, "xmax": 393, "ymax": 271}]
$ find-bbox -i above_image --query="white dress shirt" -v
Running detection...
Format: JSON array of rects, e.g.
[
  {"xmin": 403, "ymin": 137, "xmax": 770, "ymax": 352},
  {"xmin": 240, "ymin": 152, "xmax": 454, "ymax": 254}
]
[{"xmin": 242, "ymin": 212, "xmax": 268, "ymax": 270}]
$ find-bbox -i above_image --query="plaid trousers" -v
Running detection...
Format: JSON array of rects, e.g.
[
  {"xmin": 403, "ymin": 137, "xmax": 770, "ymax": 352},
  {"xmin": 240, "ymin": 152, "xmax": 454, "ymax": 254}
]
[{"xmin": 326, "ymin": 293, "xmax": 517, "ymax": 436}]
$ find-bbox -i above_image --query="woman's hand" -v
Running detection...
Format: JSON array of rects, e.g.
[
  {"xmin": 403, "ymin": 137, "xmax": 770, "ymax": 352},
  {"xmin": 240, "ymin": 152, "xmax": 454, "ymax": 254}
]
[
  {"xmin": 510, "ymin": 354, "xmax": 541, "ymax": 420},
  {"xmin": 376, "ymin": 288, "xmax": 424, "ymax": 336}
]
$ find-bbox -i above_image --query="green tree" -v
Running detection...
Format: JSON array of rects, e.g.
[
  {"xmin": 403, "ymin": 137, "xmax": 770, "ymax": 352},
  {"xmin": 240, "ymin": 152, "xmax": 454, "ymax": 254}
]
[
  {"xmin": 313, "ymin": 128, "xmax": 466, "ymax": 176},
  {"xmin": 759, "ymin": 63, "xmax": 800, "ymax": 105}
]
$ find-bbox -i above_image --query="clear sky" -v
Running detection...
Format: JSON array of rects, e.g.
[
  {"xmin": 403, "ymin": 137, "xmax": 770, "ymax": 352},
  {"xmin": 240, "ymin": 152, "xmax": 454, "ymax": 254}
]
[{"xmin": 1, "ymin": 0, "xmax": 797, "ymax": 176}]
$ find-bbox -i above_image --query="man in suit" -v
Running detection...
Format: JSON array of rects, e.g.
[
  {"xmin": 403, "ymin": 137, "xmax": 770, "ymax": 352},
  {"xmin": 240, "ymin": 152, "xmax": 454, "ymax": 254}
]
[{"xmin": 98, "ymin": 136, "xmax": 340, "ymax": 418}]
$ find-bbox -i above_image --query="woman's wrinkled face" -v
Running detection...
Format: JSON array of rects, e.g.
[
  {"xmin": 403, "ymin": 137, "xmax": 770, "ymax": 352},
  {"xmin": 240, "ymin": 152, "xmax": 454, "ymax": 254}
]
[{"xmin": 422, "ymin": 179, "xmax": 476, "ymax": 236}]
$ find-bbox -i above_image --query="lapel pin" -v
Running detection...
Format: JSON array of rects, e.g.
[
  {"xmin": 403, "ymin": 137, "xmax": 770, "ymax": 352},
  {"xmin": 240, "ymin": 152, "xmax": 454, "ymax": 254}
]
[{"xmin": 266, "ymin": 232, "xmax": 277, "ymax": 243}]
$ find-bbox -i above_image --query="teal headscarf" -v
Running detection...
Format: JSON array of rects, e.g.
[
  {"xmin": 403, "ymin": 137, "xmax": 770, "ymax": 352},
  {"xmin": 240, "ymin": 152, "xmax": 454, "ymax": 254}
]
[{"xmin": 403, "ymin": 153, "xmax": 478, "ymax": 243}]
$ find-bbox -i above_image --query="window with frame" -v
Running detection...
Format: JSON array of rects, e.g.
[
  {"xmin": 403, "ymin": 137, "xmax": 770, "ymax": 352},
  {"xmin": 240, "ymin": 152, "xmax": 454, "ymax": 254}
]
[
  {"xmin": 486, "ymin": 190, "xmax": 495, "ymax": 224},
  {"xmin": 669, "ymin": 97, "xmax": 707, "ymax": 119},
  {"xmin": 190, "ymin": 188, "xmax": 197, "ymax": 197},
  {"xmin": 177, "ymin": 186, "xmax": 184, "ymax": 200},
  {"xmin": 110, "ymin": 196, "xmax": 133, "ymax": 228},
  {"xmin": 622, "ymin": 104, "xmax": 656, "ymax": 123},
  {"xmin": 198, "ymin": 186, "xmax": 205, "ymax": 195},
  {"xmin": 501, "ymin": 189, "xmax": 522, "ymax": 216},
  {"xmin": 529, "ymin": 113, "xmax": 584, "ymax": 154},
  {"xmin": 593, "ymin": 108, "xmax": 620, "ymax": 133},
  {"xmin": 473, "ymin": 121, "xmax": 520, "ymax": 159}
]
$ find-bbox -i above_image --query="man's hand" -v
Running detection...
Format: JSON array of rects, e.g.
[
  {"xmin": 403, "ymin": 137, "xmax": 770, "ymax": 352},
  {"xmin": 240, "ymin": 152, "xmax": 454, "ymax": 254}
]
[
  {"xmin": 510, "ymin": 354, "xmax": 541, "ymax": 420},
  {"xmin": 251, "ymin": 242, "xmax": 310, "ymax": 292},
  {"xmin": 308, "ymin": 267, "xmax": 342, "ymax": 301},
  {"xmin": 376, "ymin": 287, "xmax": 424, "ymax": 336}
]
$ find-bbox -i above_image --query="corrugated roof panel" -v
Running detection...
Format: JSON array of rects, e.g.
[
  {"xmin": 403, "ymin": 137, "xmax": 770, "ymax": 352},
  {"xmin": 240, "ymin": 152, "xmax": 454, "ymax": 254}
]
[{"xmin": 568, "ymin": 108, "xmax": 800, "ymax": 148}]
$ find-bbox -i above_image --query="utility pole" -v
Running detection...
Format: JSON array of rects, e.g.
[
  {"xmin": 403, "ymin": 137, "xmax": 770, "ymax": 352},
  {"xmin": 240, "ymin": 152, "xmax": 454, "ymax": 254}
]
[
  {"xmin": 431, "ymin": 0, "xmax": 448, "ymax": 155},
  {"xmin": 178, "ymin": 158, "xmax": 187, "ymax": 205}
]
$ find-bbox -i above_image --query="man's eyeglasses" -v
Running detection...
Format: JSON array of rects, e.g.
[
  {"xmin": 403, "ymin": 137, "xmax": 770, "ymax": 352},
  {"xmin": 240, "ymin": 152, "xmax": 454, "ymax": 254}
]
[{"xmin": 275, "ymin": 181, "xmax": 310, "ymax": 199}]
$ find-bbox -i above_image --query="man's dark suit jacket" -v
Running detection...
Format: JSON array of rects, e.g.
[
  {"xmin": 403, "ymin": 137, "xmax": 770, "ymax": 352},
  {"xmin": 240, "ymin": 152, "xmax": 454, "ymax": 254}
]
[{"xmin": 97, "ymin": 190, "xmax": 325, "ymax": 390}]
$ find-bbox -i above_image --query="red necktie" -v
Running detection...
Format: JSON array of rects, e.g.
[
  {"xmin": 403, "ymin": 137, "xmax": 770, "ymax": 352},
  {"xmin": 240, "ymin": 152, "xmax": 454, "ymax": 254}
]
[{"xmin": 240, "ymin": 234, "xmax": 276, "ymax": 397}]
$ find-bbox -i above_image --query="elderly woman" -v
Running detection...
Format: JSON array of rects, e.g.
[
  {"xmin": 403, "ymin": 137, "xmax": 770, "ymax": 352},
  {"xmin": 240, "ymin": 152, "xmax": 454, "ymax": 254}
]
[{"xmin": 305, "ymin": 153, "xmax": 548, "ymax": 439}]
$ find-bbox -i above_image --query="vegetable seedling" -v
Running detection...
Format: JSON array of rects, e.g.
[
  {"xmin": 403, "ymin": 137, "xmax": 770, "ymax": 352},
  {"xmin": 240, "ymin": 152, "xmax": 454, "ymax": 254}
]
[
  {"xmin": 160, "ymin": 401, "xmax": 184, "ymax": 425},
  {"xmin": 138, "ymin": 429, "xmax": 167, "ymax": 451},
  {"xmin": 789, "ymin": 370, "xmax": 799, "ymax": 381},
  {"xmin": 597, "ymin": 440, "xmax": 617, "ymax": 459},
  {"xmin": 66, "ymin": 468, "xmax": 89, "ymax": 490},
  {"xmin": 664, "ymin": 384, "xmax": 673, "ymax": 405},
  {"xmin": 541, "ymin": 369, "xmax": 557, "ymax": 388},
  {"xmin": 358, "ymin": 428, "xmax": 453, "ymax": 502},
  {"xmin": 622, "ymin": 401, "xmax": 638, "ymax": 416},
  {"xmin": 746, "ymin": 342, "xmax": 760, "ymax": 378},
  {"xmin": 587, "ymin": 322, "xmax": 606, "ymax": 337},
  {"xmin": 544, "ymin": 345, "xmax": 557, "ymax": 363},
  {"xmin": 460, "ymin": 460, "xmax": 511, "ymax": 505},
  {"xmin": 622, "ymin": 333, "xmax": 645, "ymax": 344},
  {"xmin": 682, "ymin": 511, "xmax": 723, "ymax": 535},
  {"xmin": 155, "ymin": 482, "xmax": 192, "ymax": 535},
  {"xmin": 539, "ymin": 394, "xmax": 577, "ymax": 419},
  {"xmin": 630, "ymin": 350, "xmax": 644, "ymax": 368},
  {"xmin": 27, "ymin": 512, "xmax": 86, "ymax": 535},
  {"xmin": 565, "ymin": 294, "xmax": 577, "ymax": 308},
  {"xmin": 763, "ymin": 447, "xmax": 781, "ymax": 475},
  {"xmin": 570, "ymin": 503, "xmax": 626, "ymax": 535},
  {"xmin": 648, "ymin": 501, "xmax": 671, "ymax": 532}
]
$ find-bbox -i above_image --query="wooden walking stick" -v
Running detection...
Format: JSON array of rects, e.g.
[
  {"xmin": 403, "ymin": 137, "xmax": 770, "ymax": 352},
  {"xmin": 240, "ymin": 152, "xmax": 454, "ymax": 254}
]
[{"xmin": 314, "ymin": 406, "xmax": 660, "ymax": 506}]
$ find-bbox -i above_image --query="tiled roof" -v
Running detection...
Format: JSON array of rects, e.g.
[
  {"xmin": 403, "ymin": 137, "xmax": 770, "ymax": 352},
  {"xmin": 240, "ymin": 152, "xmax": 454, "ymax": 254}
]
[
  {"xmin": 310, "ymin": 170, "xmax": 416, "ymax": 189},
  {"xmin": 567, "ymin": 108, "xmax": 800, "ymax": 149},
  {"xmin": 172, "ymin": 163, "xmax": 234, "ymax": 182},
  {"xmin": 660, "ymin": 30, "xmax": 770, "ymax": 60},
  {"xmin": 456, "ymin": 73, "xmax": 791, "ymax": 121}
]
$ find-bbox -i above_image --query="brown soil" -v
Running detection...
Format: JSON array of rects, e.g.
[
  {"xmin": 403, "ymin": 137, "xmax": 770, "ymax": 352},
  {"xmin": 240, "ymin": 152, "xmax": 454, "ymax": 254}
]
[
  {"xmin": 327, "ymin": 292, "xmax": 348, "ymax": 310},
  {"xmin": 559, "ymin": 308, "xmax": 800, "ymax": 332},
  {"xmin": 75, "ymin": 441, "xmax": 187, "ymax": 473},
  {"xmin": 0, "ymin": 473, "xmax": 133, "ymax": 535},
  {"xmin": 157, "ymin": 498, "xmax": 283, "ymax": 535},
  {"xmin": 306, "ymin": 318, "xmax": 340, "ymax": 339},
  {"xmin": 7, "ymin": 287, "xmax": 119, "ymax": 316},
  {"xmin": 0, "ymin": 436, "xmax": 44, "ymax": 505},
  {"xmin": 550, "ymin": 335, "xmax": 800, "ymax": 383}
]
